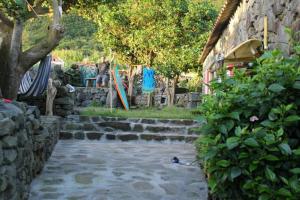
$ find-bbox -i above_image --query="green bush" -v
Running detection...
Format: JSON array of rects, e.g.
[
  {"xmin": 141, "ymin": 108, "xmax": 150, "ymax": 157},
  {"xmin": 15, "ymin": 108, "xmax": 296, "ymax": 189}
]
[{"xmin": 196, "ymin": 46, "xmax": 300, "ymax": 199}]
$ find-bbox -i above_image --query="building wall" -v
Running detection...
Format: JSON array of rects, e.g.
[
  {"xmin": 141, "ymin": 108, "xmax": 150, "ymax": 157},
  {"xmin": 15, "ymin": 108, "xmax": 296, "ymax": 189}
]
[{"xmin": 203, "ymin": 0, "xmax": 300, "ymax": 75}]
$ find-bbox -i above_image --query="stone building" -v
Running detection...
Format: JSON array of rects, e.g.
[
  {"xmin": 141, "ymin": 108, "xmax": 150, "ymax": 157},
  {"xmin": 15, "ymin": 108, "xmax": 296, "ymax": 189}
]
[{"xmin": 200, "ymin": 0, "xmax": 300, "ymax": 94}]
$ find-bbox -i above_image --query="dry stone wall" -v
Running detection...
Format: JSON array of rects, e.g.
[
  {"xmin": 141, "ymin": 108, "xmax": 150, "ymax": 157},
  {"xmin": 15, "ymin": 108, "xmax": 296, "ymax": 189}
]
[
  {"xmin": 203, "ymin": 0, "xmax": 300, "ymax": 70},
  {"xmin": 0, "ymin": 102, "xmax": 60, "ymax": 200}
]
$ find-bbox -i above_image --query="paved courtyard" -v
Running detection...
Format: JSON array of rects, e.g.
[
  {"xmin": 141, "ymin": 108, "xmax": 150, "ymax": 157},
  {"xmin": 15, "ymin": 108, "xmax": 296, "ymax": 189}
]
[{"xmin": 29, "ymin": 140, "xmax": 207, "ymax": 200}]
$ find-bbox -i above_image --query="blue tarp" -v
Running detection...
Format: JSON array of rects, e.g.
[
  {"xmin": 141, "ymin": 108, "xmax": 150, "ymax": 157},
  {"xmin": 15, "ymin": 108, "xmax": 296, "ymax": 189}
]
[{"xmin": 142, "ymin": 67, "xmax": 155, "ymax": 93}]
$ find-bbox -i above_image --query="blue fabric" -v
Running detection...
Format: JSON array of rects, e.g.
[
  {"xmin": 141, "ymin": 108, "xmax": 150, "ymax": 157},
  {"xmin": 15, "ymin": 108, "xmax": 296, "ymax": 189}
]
[
  {"xmin": 79, "ymin": 66, "xmax": 97, "ymax": 87},
  {"xmin": 142, "ymin": 67, "xmax": 155, "ymax": 93}
]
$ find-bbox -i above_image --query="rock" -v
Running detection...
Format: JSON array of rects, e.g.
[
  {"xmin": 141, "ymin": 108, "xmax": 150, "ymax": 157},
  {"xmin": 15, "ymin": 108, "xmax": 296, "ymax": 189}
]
[
  {"xmin": 98, "ymin": 122, "xmax": 131, "ymax": 131},
  {"xmin": 0, "ymin": 118, "xmax": 15, "ymax": 136},
  {"xmin": 104, "ymin": 127, "xmax": 114, "ymax": 132},
  {"xmin": 86, "ymin": 132, "xmax": 103, "ymax": 140},
  {"xmin": 140, "ymin": 134, "xmax": 167, "ymax": 141},
  {"xmin": 59, "ymin": 131, "xmax": 73, "ymax": 140},
  {"xmin": 74, "ymin": 173, "xmax": 94, "ymax": 185},
  {"xmin": 54, "ymin": 97, "xmax": 74, "ymax": 106},
  {"xmin": 2, "ymin": 136, "xmax": 17, "ymax": 148},
  {"xmin": 132, "ymin": 182, "xmax": 154, "ymax": 191},
  {"xmin": 106, "ymin": 134, "xmax": 116, "ymax": 140},
  {"xmin": 159, "ymin": 183, "xmax": 178, "ymax": 195},
  {"xmin": 132, "ymin": 124, "xmax": 144, "ymax": 132},
  {"xmin": 65, "ymin": 123, "xmax": 82, "ymax": 130},
  {"xmin": 3, "ymin": 149, "xmax": 17, "ymax": 164},
  {"xmin": 171, "ymin": 119, "xmax": 195, "ymax": 126},
  {"xmin": 118, "ymin": 134, "xmax": 138, "ymax": 141},
  {"xmin": 0, "ymin": 176, "xmax": 8, "ymax": 192},
  {"xmin": 83, "ymin": 123, "xmax": 96, "ymax": 131},
  {"xmin": 168, "ymin": 135, "xmax": 185, "ymax": 141},
  {"xmin": 74, "ymin": 132, "xmax": 85, "ymax": 140},
  {"xmin": 141, "ymin": 119, "xmax": 156, "ymax": 124},
  {"xmin": 91, "ymin": 116, "xmax": 100, "ymax": 122},
  {"xmin": 185, "ymin": 136, "xmax": 199, "ymax": 143},
  {"xmin": 145, "ymin": 126, "xmax": 170, "ymax": 133},
  {"xmin": 79, "ymin": 116, "xmax": 90, "ymax": 122},
  {"xmin": 0, "ymin": 144, "xmax": 3, "ymax": 163}
]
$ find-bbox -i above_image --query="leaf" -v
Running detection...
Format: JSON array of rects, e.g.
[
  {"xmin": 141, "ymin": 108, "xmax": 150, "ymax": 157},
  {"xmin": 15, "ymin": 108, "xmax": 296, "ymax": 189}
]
[
  {"xmin": 276, "ymin": 188, "xmax": 292, "ymax": 197},
  {"xmin": 225, "ymin": 120, "xmax": 235, "ymax": 132},
  {"xmin": 289, "ymin": 168, "xmax": 300, "ymax": 174},
  {"xmin": 249, "ymin": 163, "xmax": 258, "ymax": 172},
  {"xmin": 219, "ymin": 125, "xmax": 227, "ymax": 135},
  {"xmin": 293, "ymin": 81, "xmax": 300, "ymax": 89},
  {"xmin": 280, "ymin": 176, "xmax": 289, "ymax": 185},
  {"xmin": 205, "ymin": 148, "xmax": 218, "ymax": 160},
  {"xmin": 243, "ymin": 180, "xmax": 255, "ymax": 190},
  {"xmin": 268, "ymin": 83, "xmax": 285, "ymax": 93},
  {"xmin": 244, "ymin": 138, "xmax": 260, "ymax": 147},
  {"xmin": 230, "ymin": 167, "xmax": 241, "ymax": 180},
  {"xmin": 258, "ymin": 184, "xmax": 270, "ymax": 193},
  {"xmin": 238, "ymin": 152, "xmax": 248, "ymax": 159},
  {"xmin": 229, "ymin": 112, "xmax": 240, "ymax": 121},
  {"xmin": 268, "ymin": 112, "xmax": 278, "ymax": 121},
  {"xmin": 196, "ymin": 116, "xmax": 207, "ymax": 124},
  {"xmin": 216, "ymin": 160, "xmax": 230, "ymax": 168},
  {"xmin": 226, "ymin": 137, "xmax": 240, "ymax": 150},
  {"xmin": 208, "ymin": 177, "xmax": 217, "ymax": 191},
  {"xmin": 276, "ymin": 128, "xmax": 284, "ymax": 137},
  {"xmin": 279, "ymin": 143, "xmax": 292, "ymax": 155},
  {"xmin": 235, "ymin": 126, "xmax": 242, "ymax": 137},
  {"xmin": 265, "ymin": 167, "xmax": 276, "ymax": 182},
  {"xmin": 289, "ymin": 176, "xmax": 300, "ymax": 192},
  {"xmin": 258, "ymin": 194, "xmax": 271, "ymax": 200},
  {"xmin": 285, "ymin": 115, "xmax": 300, "ymax": 122},
  {"xmin": 293, "ymin": 148, "xmax": 300, "ymax": 156},
  {"xmin": 260, "ymin": 120, "xmax": 273, "ymax": 128},
  {"xmin": 264, "ymin": 155, "xmax": 279, "ymax": 161}
]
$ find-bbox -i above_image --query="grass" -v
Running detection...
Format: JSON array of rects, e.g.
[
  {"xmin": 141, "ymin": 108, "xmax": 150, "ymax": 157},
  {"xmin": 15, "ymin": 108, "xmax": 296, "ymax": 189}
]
[{"xmin": 80, "ymin": 106, "xmax": 196, "ymax": 120}]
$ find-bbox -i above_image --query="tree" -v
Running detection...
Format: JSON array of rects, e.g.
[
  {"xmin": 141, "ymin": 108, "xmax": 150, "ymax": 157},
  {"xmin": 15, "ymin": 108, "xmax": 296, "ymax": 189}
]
[
  {"xmin": 0, "ymin": 0, "xmax": 64, "ymax": 99},
  {"xmin": 78, "ymin": 0, "xmax": 217, "ymax": 106},
  {"xmin": 23, "ymin": 11, "xmax": 102, "ymax": 66}
]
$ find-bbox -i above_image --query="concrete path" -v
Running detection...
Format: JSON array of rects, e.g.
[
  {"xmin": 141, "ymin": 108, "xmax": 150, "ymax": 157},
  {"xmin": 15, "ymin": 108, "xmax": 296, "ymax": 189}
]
[{"xmin": 29, "ymin": 140, "xmax": 207, "ymax": 200}]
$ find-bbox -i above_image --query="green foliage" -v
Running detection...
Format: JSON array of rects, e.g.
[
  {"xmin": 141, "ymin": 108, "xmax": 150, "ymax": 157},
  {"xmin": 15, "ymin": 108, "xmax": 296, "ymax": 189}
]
[
  {"xmin": 196, "ymin": 46, "xmax": 300, "ymax": 199},
  {"xmin": 78, "ymin": 0, "xmax": 217, "ymax": 78},
  {"xmin": 23, "ymin": 12, "xmax": 101, "ymax": 66},
  {"xmin": 81, "ymin": 106, "xmax": 195, "ymax": 119}
]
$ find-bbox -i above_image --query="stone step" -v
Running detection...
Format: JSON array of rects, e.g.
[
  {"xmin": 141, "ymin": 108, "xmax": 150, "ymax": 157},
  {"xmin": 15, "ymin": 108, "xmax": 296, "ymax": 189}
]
[
  {"xmin": 59, "ymin": 131, "xmax": 199, "ymax": 143},
  {"xmin": 65, "ymin": 115, "xmax": 198, "ymax": 126},
  {"xmin": 62, "ymin": 122, "xmax": 199, "ymax": 135}
]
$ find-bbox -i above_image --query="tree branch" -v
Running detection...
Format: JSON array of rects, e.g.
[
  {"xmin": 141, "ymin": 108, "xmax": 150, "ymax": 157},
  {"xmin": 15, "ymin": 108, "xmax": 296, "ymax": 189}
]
[
  {"xmin": 20, "ymin": 0, "xmax": 64, "ymax": 71},
  {"xmin": 0, "ymin": 11, "xmax": 13, "ymax": 28}
]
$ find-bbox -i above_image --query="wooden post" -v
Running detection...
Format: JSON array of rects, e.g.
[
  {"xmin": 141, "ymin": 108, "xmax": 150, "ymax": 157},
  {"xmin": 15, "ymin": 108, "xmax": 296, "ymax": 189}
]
[
  {"xmin": 46, "ymin": 78, "xmax": 57, "ymax": 116},
  {"xmin": 109, "ymin": 62, "xmax": 113, "ymax": 113},
  {"xmin": 264, "ymin": 15, "xmax": 268, "ymax": 50}
]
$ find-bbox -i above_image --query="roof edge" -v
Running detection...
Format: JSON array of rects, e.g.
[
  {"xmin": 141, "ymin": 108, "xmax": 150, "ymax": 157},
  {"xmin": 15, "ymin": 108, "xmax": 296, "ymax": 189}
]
[{"xmin": 199, "ymin": 0, "xmax": 242, "ymax": 64}]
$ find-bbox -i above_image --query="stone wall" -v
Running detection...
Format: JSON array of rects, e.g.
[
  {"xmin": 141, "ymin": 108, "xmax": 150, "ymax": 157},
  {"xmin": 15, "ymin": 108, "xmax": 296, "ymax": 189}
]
[
  {"xmin": 75, "ymin": 87, "xmax": 109, "ymax": 107},
  {"xmin": 203, "ymin": 0, "xmax": 300, "ymax": 70},
  {"xmin": 135, "ymin": 90, "xmax": 200, "ymax": 108},
  {"xmin": 0, "ymin": 102, "xmax": 60, "ymax": 200}
]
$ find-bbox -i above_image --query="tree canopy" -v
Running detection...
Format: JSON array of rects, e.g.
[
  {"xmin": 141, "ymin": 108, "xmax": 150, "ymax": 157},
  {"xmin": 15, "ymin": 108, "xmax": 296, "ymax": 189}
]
[{"xmin": 77, "ymin": 0, "xmax": 218, "ymax": 78}]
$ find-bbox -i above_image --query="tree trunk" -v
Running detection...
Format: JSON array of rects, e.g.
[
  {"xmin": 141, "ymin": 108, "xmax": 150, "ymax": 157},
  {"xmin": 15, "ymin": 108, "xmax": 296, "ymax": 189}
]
[
  {"xmin": 167, "ymin": 75, "xmax": 179, "ymax": 107},
  {"xmin": 46, "ymin": 78, "xmax": 57, "ymax": 116},
  {"xmin": 0, "ymin": 0, "xmax": 64, "ymax": 99},
  {"xmin": 127, "ymin": 65, "xmax": 135, "ymax": 106}
]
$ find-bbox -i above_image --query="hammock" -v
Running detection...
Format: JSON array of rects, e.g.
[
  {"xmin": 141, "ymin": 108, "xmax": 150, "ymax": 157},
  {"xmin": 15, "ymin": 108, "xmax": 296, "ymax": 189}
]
[{"xmin": 19, "ymin": 55, "xmax": 52, "ymax": 97}]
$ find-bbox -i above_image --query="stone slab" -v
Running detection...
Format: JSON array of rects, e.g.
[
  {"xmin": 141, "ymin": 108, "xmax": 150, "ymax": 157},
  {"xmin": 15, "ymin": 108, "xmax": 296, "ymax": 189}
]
[{"xmin": 29, "ymin": 140, "xmax": 207, "ymax": 200}]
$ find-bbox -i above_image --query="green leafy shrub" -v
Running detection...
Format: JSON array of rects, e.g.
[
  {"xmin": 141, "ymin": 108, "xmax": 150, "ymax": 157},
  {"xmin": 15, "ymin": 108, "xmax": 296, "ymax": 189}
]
[{"xmin": 196, "ymin": 47, "xmax": 300, "ymax": 199}]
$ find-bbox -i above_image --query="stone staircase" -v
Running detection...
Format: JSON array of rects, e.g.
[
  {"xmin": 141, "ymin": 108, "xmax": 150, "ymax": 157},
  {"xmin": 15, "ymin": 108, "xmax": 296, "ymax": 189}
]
[{"xmin": 60, "ymin": 115, "xmax": 200, "ymax": 143}]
